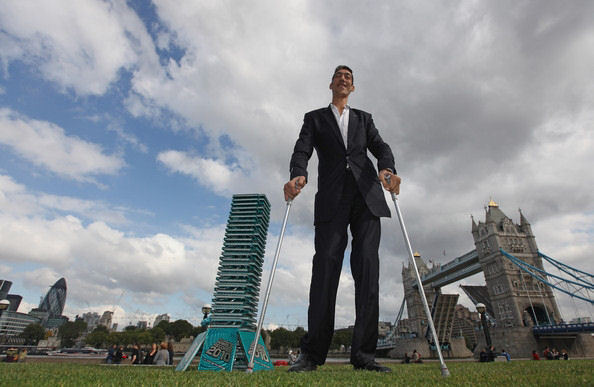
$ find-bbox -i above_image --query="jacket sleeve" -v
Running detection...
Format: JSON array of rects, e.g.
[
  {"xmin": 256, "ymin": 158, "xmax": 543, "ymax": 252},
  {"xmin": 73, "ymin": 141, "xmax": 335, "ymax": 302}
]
[
  {"xmin": 152, "ymin": 351, "xmax": 161, "ymax": 364},
  {"xmin": 365, "ymin": 114, "xmax": 396, "ymax": 174},
  {"xmin": 289, "ymin": 113, "xmax": 315, "ymax": 181}
]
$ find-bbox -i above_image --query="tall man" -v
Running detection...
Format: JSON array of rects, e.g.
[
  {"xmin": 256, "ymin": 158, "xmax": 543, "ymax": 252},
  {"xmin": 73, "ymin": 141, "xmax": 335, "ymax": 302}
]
[{"xmin": 284, "ymin": 65, "xmax": 401, "ymax": 372}]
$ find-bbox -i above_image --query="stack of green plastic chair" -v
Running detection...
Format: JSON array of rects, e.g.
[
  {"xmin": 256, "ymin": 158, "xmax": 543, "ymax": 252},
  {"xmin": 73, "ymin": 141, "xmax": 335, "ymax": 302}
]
[{"xmin": 210, "ymin": 194, "xmax": 270, "ymax": 329}]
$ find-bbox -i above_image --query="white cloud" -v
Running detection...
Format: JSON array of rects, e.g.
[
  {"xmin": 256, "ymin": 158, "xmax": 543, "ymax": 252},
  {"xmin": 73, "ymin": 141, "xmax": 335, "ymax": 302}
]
[
  {"xmin": 0, "ymin": 212, "xmax": 224, "ymax": 316},
  {"xmin": 0, "ymin": 0, "xmax": 156, "ymax": 95},
  {"xmin": 0, "ymin": 174, "xmax": 134, "ymax": 225},
  {"xmin": 15, "ymin": 300, "xmax": 37, "ymax": 315},
  {"xmin": 0, "ymin": 109, "xmax": 125, "ymax": 183},
  {"xmin": 0, "ymin": 176, "xmax": 223, "ymax": 319},
  {"xmin": 157, "ymin": 150, "xmax": 244, "ymax": 197}
]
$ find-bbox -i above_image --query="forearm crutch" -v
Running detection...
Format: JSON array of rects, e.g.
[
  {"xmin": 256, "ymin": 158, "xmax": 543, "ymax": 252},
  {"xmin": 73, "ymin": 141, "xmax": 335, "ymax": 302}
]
[
  {"xmin": 246, "ymin": 194, "xmax": 294, "ymax": 373},
  {"xmin": 385, "ymin": 175, "xmax": 450, "ymax": 377}
]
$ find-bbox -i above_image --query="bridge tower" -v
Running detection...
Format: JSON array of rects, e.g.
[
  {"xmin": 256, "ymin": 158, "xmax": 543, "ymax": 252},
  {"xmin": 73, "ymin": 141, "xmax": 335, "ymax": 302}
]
[
  {"xmin": 472, "ymin": 200, "xmax": 561, "ymax": 327},
  {"xmin": 402, "ymin": 252, "xmax": 436, "ymax": 336}
]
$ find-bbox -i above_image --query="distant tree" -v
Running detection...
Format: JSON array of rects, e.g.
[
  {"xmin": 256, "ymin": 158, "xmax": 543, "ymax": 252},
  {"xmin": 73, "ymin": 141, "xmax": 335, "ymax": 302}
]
[
  {"xmin": 137, "ymin": 330, "xmax": 153, "ymax": 345},
  {"xmin": 330, "ymin": 327, "xmax": 353, "ymax": 350},
  {"xmin": 156, "ymin": 320, "xmax": 170, "ymax": 335},
  {"xmin": 20, "ymin": 323, "xmax": 46, "ymax": 345},
  {"xmin": 269, "ymin": 327, "xmax": 293, "ymax": 350},
  {"xmin": 58, "ymin": 320, "xmax": 87, "ymax": 348},
  {"xmin": 291, "ymin": 327, "xmax": 306, "ymax": 347},
  {"xmin": 119, "ymin": 330, "xmax": 134, "ymax": 346},
  {"xmin": 191, "ymin": 325, "xmax": 206, "ymax": 338},
  {"xmin": 169, "ymin": 319, "xmax": 194, "ymax": 341},
  {"xmin": 93, "ymin": 325, "xmax": 110, "ymax": 334},
  {"xmin": 85, "ymin": 326, "xmax": 110, "ymax": 348},
  {"xmin": 150, "ymin": 326, "xmax": 165, "ymax": 343},
  {"xmin": 107, "ymin": 332, "xmax": 120, "ymax": 346}
]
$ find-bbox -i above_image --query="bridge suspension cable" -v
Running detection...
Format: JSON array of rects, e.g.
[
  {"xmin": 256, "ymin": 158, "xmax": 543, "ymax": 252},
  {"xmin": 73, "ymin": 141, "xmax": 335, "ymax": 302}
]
[
  {"xmin": 385, "ymin": 297, "xmax": 406, "ymax": 341},
  {"xmin": 542, "ymin": 252, "xmax": 593, "ymax": 321},
  {"xmin": 538, "ymin": 251, "xmax": 594, "ymax": 288},
  {"xmin": 500, "ymin": 249, "xmax": 594, "ymax": 305}
]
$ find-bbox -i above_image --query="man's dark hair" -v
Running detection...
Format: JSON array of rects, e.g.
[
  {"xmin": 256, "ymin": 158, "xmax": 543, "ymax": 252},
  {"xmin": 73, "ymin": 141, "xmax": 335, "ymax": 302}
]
[{"xmin": 333, "ymin": 65, "xmax": 354, "ymax": 84}]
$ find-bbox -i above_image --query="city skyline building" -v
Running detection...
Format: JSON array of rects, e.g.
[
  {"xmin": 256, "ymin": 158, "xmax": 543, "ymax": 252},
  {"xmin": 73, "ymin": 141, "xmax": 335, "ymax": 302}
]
[
  {"xmin": 0, "ymin": 279, "xmax": 41, "ymax": 340},
  {"xmin": 153, "ymin": 313, "xmax": 170, "ymax": 328},
  {"xmin": 0, "ymin": 280, "xmax": 23, "ymax": 312},
  {"xmin": 82, "ymin": 312, "xmax": 101, "ymax": 331},
  {"xmin": 99, "ymin": 311, "xmax": 113, "ymax": 330},
  {"xmin": 38, "ymin": 278, "xmax": 67, "ymax": 317}
]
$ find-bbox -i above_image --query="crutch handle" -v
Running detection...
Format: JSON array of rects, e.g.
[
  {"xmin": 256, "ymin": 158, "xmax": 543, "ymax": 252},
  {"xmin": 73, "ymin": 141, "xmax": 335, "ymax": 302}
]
[
  {"xmin": 287, "ymin": 181, "xmax": 301, "ymax": 203},
  {"xmin": 384, "ymin": 174, "xmax": 397, "ymax": 200}
]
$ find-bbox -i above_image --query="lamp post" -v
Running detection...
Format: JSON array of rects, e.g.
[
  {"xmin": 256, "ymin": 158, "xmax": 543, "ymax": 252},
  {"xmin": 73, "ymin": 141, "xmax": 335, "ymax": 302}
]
[
  {"xmin": 201, "ymin": 304, "xmax": 212, "ymax": 320},
  {"xmin": 475, "ymin": 303, "xmax": 491, "ymax": 348},
  {"xmin": 200, "ymin": 304, "xmax": 212, "ymax": 327}
]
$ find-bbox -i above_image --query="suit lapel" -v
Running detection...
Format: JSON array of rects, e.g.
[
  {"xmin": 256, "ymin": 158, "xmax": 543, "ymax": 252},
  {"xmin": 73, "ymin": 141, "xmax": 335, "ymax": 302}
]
[
  {"xmin": 347, "ymin": 109, "xmax": 358, "ymax": 151},
  {"xmin": 322, "ymin": 106, "xmax": 346, "ymax": 149}
]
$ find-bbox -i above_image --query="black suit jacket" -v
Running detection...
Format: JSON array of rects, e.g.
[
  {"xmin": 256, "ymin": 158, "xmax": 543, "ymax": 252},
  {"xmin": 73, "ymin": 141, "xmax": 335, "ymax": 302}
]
[{"xmin": 290, "ymin": 106, "xmax": 396, "ymax": 224}]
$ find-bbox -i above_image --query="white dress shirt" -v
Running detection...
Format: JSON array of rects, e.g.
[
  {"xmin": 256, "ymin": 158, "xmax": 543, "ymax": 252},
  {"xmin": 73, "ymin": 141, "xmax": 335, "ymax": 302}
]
[{"xmin": 330, "ymin": 104, "xmax": 350, "ymax": 149}]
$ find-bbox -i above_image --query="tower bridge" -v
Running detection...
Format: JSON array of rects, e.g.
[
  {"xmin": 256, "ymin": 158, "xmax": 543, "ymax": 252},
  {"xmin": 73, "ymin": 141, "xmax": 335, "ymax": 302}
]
[{"xmin": 378, "ymin": 200, "xmax": 594, "ymax": 358}]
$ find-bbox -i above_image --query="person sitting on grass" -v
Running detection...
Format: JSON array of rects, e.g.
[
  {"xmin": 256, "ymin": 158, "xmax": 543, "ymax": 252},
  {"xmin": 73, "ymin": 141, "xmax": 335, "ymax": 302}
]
[
  {"xmin": 143, "ymin": 343, "xmax": 158, "ymax": 364},
  {"xmin": 114, "ymin": 345, "xmax": 124, "ymax": 364},
  {"xmin": 412, "ymin": 349, "xmax": 422, "ymax": 363},
  {"xmin": 3, "ymin": 348, "xmax": 18, "ymax": 362},
  {"xmin": 153, "ymin": 342, "xmax": 170, "ymax": 366},
  {"xmin": 130, "ymin": 344, "xmax": 140, "ymax": 364},
  {"xmin": 401, "ymin": 353, "xmax": 410, "ymax": 364},
  {"xmin": 479, "ymin": 348, "xmax": 488, "ymax": 362},
  {"xmin": 561, "ymin": 349, "xmax": 569, "ymax": 360},
  {"xmin": 543, "ymin": 346, "xmax": 552, "ymax": 360},
  {"xmin": 531, "ymin": 350, "xmax": 540, "ymax": 360},
  {"xmin": 105, "ymin": 344, "xmax": 116, "ymax": 364},
  {"xmin": 167, "ymin": 342, "xmax": 174, "ymax": 365},
  {"xmin": 500, "ymin": 349, "xmax": 511, "ymax": 361}
]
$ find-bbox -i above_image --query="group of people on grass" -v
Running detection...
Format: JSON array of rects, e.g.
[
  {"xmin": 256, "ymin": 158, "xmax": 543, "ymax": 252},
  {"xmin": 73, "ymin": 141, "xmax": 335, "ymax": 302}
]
[
  {"xmin": 532, "ymin": 347, "xmax": 568, "ymax": 360},
  {"xmin": 401, "ymin": 350, "xmax": 423, "ymax": 364},
  {"xmin": 2, "ymin": 348, "xmax": 26, "ymax": 363},
  {"xmin": 106, "ymin": 342, "xmax": 174, "ymax": 365},
  {"xmin": 479, "ymin": 345, "xmax": 509, "ymax": 362}
]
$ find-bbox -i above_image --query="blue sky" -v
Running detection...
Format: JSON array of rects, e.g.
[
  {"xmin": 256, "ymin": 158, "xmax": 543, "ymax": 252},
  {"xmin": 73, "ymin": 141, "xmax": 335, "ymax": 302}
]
[{"xmin": 1, "ymin": 0, "xmax": 593, "ymax": 329}]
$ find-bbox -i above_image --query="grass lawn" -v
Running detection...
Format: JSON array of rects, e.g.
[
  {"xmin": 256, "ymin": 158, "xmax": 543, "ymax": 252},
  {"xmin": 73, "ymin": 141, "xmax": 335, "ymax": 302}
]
[{"xmin": 1, "ymin": 359, "xmax": 593, "ymax": 386}]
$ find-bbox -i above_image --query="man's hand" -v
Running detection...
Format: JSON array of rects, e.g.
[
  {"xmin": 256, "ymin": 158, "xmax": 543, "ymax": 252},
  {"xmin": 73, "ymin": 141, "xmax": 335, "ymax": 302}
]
[
  {"xmin": 379, "ymin": 169, "xmax": 401, "ymax": 194},
  {"xmin": 284, "ymin": 176, "xmax": 306, "ymax": 201}
]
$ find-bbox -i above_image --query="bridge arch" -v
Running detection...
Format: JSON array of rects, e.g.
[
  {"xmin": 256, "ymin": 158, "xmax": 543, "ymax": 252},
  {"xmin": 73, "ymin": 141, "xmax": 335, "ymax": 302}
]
[{"xmin": 523, "ymin": 305, "xmax": 550, "ymax": 326}]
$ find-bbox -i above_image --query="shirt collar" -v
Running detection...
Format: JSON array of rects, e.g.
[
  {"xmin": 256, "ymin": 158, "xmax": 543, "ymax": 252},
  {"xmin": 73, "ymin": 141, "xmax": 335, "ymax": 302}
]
[{"xmin": 330, "ymin": 104, "xmax": 350, "ymax": 115}]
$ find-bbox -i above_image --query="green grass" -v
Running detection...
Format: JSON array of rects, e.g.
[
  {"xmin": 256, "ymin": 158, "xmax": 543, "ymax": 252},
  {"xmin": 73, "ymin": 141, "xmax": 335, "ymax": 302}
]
[{"xmin": 1, "ymin": 360, "xmax": 593, "ymax": 386}]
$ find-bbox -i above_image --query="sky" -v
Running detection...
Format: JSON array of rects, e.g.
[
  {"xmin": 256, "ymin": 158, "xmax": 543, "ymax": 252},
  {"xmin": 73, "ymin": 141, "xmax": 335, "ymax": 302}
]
[{"xmin": 0, "ymin": 0, "xmax": 593, "ymax": 330}]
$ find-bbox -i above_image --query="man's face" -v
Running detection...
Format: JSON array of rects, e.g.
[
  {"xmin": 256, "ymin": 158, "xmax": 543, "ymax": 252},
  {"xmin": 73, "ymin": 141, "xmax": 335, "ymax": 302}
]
[{"xmin": 330, "ymin": 70, "xmax": 355, "ymax": 97}]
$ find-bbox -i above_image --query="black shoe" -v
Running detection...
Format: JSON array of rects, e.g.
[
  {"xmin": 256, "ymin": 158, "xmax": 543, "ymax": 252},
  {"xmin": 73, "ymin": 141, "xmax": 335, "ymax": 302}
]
[
  {"xmin": 288, "ymin": 354, "xmax": 317, "ymax": 372},
  {"xmin": 353, "ymin": 361, "xmax": 392, "ymax": 372}
]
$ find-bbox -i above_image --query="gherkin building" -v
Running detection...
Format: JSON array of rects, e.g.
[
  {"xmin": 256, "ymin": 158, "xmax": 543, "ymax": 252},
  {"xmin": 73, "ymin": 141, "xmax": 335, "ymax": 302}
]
[
  {"xmin": 39, "ymin": 277, "xmax": 67, "ymax": 317},
  {"xmin": 210, "ymin": 194, "xmax": 270, "ymax": 329}
]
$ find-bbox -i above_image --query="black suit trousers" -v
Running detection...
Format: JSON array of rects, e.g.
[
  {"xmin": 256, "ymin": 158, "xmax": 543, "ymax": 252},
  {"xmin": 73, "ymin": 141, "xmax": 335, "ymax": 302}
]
[{"xmin": 301, "ymin": 171, "xmax": 380, "ymax": 366}]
